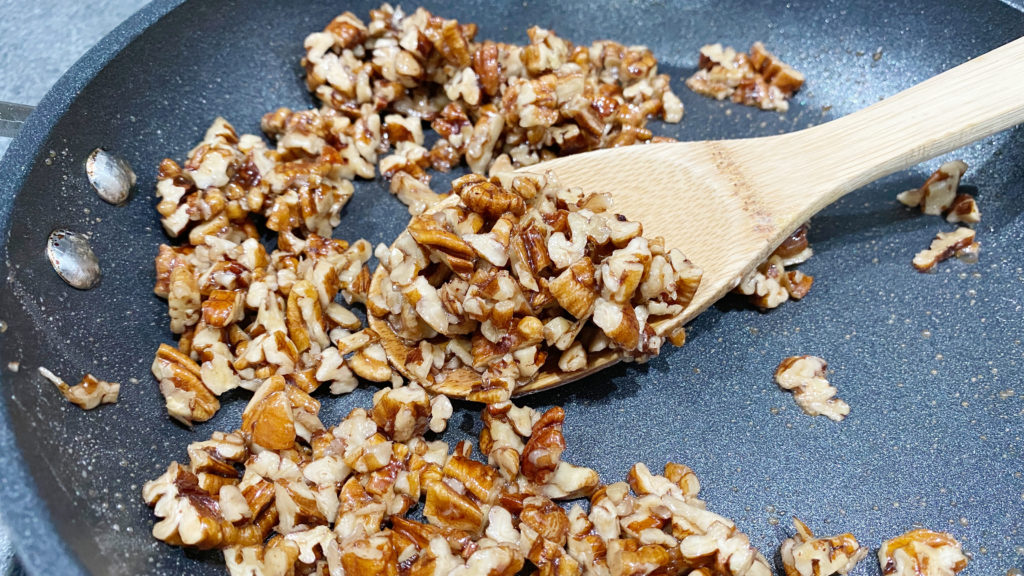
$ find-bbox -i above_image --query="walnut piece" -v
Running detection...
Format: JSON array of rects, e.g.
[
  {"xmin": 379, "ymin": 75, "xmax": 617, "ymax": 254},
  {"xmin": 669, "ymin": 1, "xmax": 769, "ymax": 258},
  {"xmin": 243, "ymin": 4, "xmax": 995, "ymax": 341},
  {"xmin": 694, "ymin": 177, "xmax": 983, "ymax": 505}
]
[
  {"xmin": 687, "ymin": 41, "xmax": 804, "ymax": 112},
  {"xmin": 878, "ymin": 529, "xmax": 967, "ymax": 576},
  {"xmin": 774, "ymin": 356, "xmax": 849, "ymax": 421},
  {"xmin": 912, "ymin": 227, "xmax": 978, "ymax": 272},
  {"xmin": 780, "ymin": 517, "xmax": 867, "ymax": 576},
  {"xmin": 38, "ymin": 367, "xmax": 119, "ymax": 410}
]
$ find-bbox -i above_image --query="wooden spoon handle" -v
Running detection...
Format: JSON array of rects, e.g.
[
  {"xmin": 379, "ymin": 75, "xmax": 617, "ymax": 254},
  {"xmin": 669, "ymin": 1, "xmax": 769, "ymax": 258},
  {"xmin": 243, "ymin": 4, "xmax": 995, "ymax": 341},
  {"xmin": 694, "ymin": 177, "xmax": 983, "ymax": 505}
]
[{"xmin": 770, "ymin": 36, "xmax": 1024, "ymax": 220}]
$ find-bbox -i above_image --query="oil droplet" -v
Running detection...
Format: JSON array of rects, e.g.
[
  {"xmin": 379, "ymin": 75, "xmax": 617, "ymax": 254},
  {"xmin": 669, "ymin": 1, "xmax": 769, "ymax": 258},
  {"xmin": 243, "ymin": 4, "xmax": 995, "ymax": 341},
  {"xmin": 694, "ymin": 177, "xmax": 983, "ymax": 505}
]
[
  {"xmin": 959, "ymin": 517, "xmax": 968, "ymax": 527},
  {"xmin": 766, "ymin": 505, "xmax": 776, "ymax": 514},
  {"xmin": 768, "ymin": 517, "xmax": 779, "ymax": 525},
  {"xmin": 922, "ymin": 329, "xmax": 932, "ymax": 338},
  {"xmin": 979, "ymin": 546, "xmax": 988, "ymax": 555},
  {"xmin": 999, "ymin": 389, "xmax": 1016, "ymax": 399},
  {"xmin": 1015, "ymin": 544, "xmax": 1024, "ymax": 555},
  {"xmin": 0, "ymin": 320, "xmax": 7, "ymax": 333}
]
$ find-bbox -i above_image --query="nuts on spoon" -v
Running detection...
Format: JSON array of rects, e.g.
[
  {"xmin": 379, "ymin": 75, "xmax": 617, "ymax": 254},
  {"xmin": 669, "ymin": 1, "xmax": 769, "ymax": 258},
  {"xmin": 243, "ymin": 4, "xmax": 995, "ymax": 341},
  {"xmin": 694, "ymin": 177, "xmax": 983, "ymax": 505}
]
[{"xmin": 367, "ymin": 171, "xmax": 702, "ymax": 402}]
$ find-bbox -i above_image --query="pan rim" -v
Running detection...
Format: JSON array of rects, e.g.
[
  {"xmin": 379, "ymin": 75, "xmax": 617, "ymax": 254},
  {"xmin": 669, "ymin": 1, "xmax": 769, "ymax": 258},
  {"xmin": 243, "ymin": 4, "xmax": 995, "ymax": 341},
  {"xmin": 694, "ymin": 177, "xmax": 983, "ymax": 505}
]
[
  {"xmin": 2, "ymin": 2, "xmax": 1023, "ymax": 575},
  {"xmin": 0, "ymin": 1, "xmax": 186, "ymax": 573}
]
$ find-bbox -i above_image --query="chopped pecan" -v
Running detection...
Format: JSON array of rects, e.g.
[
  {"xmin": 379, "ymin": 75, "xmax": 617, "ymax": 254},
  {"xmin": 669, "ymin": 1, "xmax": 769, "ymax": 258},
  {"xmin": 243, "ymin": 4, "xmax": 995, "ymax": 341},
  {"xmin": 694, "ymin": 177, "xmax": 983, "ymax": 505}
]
[
  {"xmin": 775, "ymin": 356, "xmax": 849, "ymax": 421},
  {"xmin": 780, "ymin": 517, "xmax": 867, "ymax": 576},
  {"xmin": 878, "ymin": 529, "xmax": 967, "ymax": 576},
  {"xmin": 38, "ymin": 368, "xmax": 119, "ymax": 410},
  {"xmin": 153, "ymin": 343, "xmax": 220, "ymax": 425}
]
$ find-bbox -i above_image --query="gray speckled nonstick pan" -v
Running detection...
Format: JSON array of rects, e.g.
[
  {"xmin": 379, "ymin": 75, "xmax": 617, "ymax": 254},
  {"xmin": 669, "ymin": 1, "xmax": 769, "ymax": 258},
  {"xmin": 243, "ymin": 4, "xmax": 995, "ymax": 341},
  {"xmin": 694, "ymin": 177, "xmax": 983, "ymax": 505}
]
[{"xmin": 0, "ymin": 0, "xmax": 1022, "ymax": 574}]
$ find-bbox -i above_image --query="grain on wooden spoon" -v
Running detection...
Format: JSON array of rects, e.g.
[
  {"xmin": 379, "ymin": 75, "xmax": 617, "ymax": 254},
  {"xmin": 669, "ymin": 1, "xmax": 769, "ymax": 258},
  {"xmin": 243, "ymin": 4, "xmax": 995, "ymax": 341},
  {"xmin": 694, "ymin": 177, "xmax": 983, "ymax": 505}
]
[{"xmin": 370, "ymin": 37, "xmax": 1024, "ymax": 399}]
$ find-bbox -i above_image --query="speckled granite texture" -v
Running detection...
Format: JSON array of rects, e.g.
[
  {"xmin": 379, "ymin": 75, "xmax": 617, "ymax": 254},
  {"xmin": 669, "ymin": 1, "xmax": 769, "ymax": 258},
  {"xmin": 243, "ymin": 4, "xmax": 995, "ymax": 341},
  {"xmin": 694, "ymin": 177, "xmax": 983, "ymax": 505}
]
[
  {"xmin": 1, "ymin": 1, "xmax": 1023, "ymax": 575},
  {"xmin": 0, "ymin": 2, "xmax": 149, "ymax": 572}
]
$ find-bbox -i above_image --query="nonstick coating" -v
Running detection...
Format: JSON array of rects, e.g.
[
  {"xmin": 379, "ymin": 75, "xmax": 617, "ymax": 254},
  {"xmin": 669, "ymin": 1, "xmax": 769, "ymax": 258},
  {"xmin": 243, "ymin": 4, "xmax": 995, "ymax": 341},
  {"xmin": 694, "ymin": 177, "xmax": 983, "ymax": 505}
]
[{"xmin": 1, "ymin": 1, "xmax": 1022, "ymax": 574}]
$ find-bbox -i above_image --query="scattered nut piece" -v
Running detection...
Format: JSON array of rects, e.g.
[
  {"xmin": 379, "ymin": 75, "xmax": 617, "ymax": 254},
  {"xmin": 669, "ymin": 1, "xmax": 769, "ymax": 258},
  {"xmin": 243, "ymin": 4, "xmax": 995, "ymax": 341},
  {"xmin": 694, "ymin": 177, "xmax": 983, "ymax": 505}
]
[
  {"xmin": 774, "ymin": 356, "xmax": 849, "ymax": 421},
  {"xmin": 687, "ymin": 41, "xmax": 805, "ymax": 112},
  {"xmin": 898, "ymin": 160, "xmax": 975, "ymax": 220},
  {"xmin": 878, "ymin": 529, "xmax": 968, "ymax": 576},
  {"xmin": 780, "ymin": 517, "xmax": 867, "ymax": 576},
  {"xmin": 39, "ymin": 367, "xmax": 120, "ymax": 410},
  {"xmin": 912, "ymin": 227, "xmax": 978, "ymax": 272}
]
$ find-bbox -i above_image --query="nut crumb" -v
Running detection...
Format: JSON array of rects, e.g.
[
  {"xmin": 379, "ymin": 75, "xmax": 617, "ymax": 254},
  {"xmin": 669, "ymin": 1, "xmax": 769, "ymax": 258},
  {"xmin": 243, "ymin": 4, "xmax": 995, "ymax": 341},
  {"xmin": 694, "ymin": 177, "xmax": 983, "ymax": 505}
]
[
  {"xmin": 781, "ymin": 517, "xmax": 867, "ymax": 576},
  {"xmin": 774, "ymin": 356, "xmax": 849, "ymax": 421},
  {"xmin": 39, "ymin": 367, "xmax": 119, "ymax": 410},
  {"xmin": 898, "ymin": 160, "xmax": 979, "ymax": 224},
  {"xmin": 878, "ymin": 529, "xmax": 967, "ymax": 576},
  {"xmin": 6, "ymin": 361, "xmax": 19, "ymax": 373},
  {"xmin": 912, "ymin": 227, "xmax": 978, "ymax": 272},
  {"xmin": 735, "ymin": 224, "xmax": 814, "ymax": 309}
]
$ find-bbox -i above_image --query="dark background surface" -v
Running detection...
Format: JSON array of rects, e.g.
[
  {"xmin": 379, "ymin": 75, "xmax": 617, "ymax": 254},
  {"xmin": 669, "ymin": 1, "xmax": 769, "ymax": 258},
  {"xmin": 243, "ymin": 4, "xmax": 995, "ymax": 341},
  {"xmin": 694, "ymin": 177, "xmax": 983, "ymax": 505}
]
[
  {"xmin": 0, "ymin": 4, "xmax": 150, "ymax": 573},
  {"xmin": 0, "ymin": 1, "xmax": 1022, "ymax": 574}
]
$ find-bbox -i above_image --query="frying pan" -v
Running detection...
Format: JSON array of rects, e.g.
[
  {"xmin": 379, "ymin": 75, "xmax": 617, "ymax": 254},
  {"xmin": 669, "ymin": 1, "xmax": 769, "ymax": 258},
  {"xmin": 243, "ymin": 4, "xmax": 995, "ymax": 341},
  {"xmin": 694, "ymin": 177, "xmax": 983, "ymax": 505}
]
[{"xmin": 1, "ymin": 0, "xmax": 1022, "ymax": 574}]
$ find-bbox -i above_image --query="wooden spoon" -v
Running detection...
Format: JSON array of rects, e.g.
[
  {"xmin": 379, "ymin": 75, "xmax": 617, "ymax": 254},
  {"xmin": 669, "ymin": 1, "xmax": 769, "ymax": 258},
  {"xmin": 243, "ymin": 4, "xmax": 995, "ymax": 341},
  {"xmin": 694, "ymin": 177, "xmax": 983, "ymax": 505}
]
[{"xmin": 370, "ymin": 37, "xmax": 1024, "ymax": 399}]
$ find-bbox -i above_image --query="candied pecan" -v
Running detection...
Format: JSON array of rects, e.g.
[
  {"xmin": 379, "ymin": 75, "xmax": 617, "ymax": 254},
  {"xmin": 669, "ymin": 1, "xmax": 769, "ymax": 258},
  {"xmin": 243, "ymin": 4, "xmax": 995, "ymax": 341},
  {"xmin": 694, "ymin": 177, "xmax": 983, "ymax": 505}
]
[
  {"xmin": 153, "ymin": 343, "xmax": 220, "ymax": 425},
  {"xmin": 912, "ymin": 227, "xmax": 978, "ymax": 272},
  {"xmin": 775, "ymin": 355, "xmax": 849, "ymax": 421},
  {"xmin": 780, "ymin": 517, "xmax": 867, "ymax": 576},
  {"xmin": 38, "ymin": 368, "xmax": 119, "ymax": 410},
  {"xmin": 878, "ymin": 529, "xmax": 967, "ymax": 576}
]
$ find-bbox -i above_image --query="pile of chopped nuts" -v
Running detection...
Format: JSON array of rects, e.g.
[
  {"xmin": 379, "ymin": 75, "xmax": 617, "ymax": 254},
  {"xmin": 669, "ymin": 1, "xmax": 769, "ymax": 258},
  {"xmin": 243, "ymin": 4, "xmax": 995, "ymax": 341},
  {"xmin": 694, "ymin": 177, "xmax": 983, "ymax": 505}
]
[
  {"xmin": 371, "ymin": 171, "xmax": 702, "ymax": 401},
  {"xmin": 774, "ymin": 355, "xmax": 850, "ymax": 421},
  {"xmin": 733, "ymin": 224, "xmax": 814, "ymax": 309},
  {"xmin": 38, "ymin": 367, "xmax": 119, "ymax": 410},
  {"xmin": 145, "ymin": 385, "xmax": 775, "ymax": 576},
  {"xmin": 686, "ymin": 42, "xmax": 805, "ymax": 112},
  {"xmin": 149, "ymin": 3, "xmax": 694, "ymax": 423},
  {"xmin": 780, "ymin": 517, "xmax": 867, "ymax": 576},
  {"xmin": 152, "ymin": 116, "xmax": 381, "ymax": 425},
  {"xmin": 304, "ymin": 4, "xmax": 684, "ymax": 185},
  {"xmin": 878, "ymin": 529, "xmax": 968, "ymax": 576}
]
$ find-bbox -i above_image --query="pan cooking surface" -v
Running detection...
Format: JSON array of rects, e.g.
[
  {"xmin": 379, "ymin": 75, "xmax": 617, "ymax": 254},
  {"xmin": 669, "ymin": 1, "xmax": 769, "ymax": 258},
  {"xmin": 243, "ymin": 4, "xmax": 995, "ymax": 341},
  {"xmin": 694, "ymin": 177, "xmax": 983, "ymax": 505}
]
[{"xmin": 0, "ymin": 1, "xmax": 1022, "ymax": 574}]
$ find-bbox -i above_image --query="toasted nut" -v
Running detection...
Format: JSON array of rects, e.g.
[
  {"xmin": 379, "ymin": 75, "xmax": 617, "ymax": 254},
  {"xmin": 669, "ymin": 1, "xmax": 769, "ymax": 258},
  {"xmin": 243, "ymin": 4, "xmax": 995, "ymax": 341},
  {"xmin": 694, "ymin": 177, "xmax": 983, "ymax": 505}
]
[
  {"xmin": 243, "ymin": 390, "xmax": 296, "ymax": 451},
  {"xmin": 521, "ymin": 407, "xmax": 566, "ymax": 484},
  {"xmin": 912, "ymin": 227, "xmax": 977, "ymax": 272},
  {"xmin": 153, "ymin": 343, "xmax": 220, "ymax": 425},
  {"xmin": 202, "ymin": 289, "xmax": 245, "ymax": 328},
  {"xmin": 877, "ymin": 529, "xmax": 967, "ymax": 576},
  {"xmin": 454, "ymin": 175, "xmax": 526, "ymax": 218},
  {"xmin": 898, "ymin": 160, "xmax": 969, "ymax": 217},
  {"xmin": 780, "ymin": 517, "xmax": 867, "ymax": 576},
  {"xmin": 39, "ymin": 368, "xmax": 119, "ymax": 410},
  {"xmin": 548, "ymin": 257, "xmax": 598, "ymax": 319},
  {"xmin": 775, "ymin": 356, "xmax": 849, "ymax": 421},
  {"xmin": 349, "ymin": 342, "xmax": 394, "ymax": 382}
]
